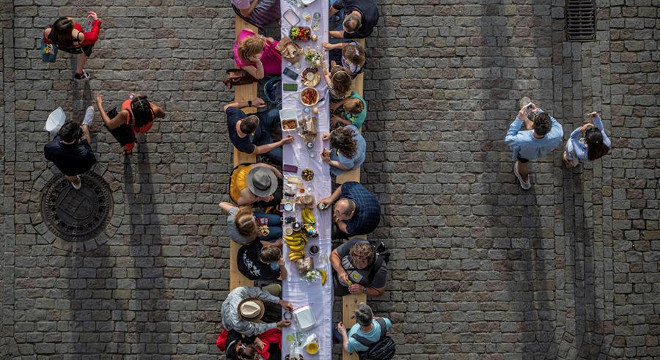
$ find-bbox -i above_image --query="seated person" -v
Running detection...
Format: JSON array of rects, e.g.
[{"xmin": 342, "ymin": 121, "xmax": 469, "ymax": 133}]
[
  {"xmin": 217, "ymin": 328, "xmax": 282, "ymax": 360},
  {"xmin": 329, "ymin": 0, "xmax": 379, "ymax": 39},
  {"xmin": 231, "ymin": 0, "xmax": 280, "ymax": 30},
  {"xmin": 318, "ymin": 182, "xmax": 380, "ymax": 238},
  {"xmin": 334, "ymin": 303, "xmax": 393, "ymax": 355},
  {"xmin": 331, "ymin": 92, "xmax": 367, "ymax": 130},
  {"xmin": 330, "ymin": 239, "xmax": 386, "ymax": 296},
  {"xmin": 229, "ymin": 163, "xmax": 283, "ymax": 206},
  {"xmin": 221, "ymin": 285, "xmax": 293, "ymax": 337},
  {"xmin": 321, "ymin": 125, "xmax": 366, "ymax": 176},
  {"xmin": 323, "ymin": 65, "xmax": 353, "ymax": 101},
  {"xmin": 224, "ymin": 98, "xmax": 293, "ymax": 164},
  {"xmin": 323, "ymin": 41, "xmax": 366, "ymax": 78},
  {"xmin": 234, "ymin": 29, "xmax": 281, "ymax": 80},
  {"xmin": 219, "ymin": 202, "xmax": 282, "ymax": 244},
  {"xmin": 237, "ymin": 241, "xmax": 287, "ymax": 281}
]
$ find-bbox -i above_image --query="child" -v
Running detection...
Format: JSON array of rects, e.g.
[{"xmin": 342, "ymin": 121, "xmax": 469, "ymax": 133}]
[
  {"xmin": 323, "ymin": 41, "xmax": 366, "ymax": 78},
  {"xmin": 323, "ymin": 65, "xmax": 353, "ymax": 101},
  {"xmin": 331, "ymin": 93, "xmax": 367, "ymax": 130}
]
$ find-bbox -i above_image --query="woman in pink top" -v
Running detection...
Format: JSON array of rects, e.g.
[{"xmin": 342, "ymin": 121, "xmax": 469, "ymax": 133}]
[{"xmin": 234, "ymin": 29, "xmax": 281, "ymax": 80}]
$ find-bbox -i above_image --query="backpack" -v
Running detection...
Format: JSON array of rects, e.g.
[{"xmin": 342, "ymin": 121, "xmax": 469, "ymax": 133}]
[
  {"xmin": 367, "ymin": 240, "xmax": 390, "ymax": 283},
  {"xmin": 351, "ymin": 318, "xmax": 396, "ymax": 360}
]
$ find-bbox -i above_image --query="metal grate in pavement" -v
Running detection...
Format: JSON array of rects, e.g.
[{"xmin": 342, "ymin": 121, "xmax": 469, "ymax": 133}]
[
  {"xmin": 41, "ymin": 172, "xmax": 114, "ymax": 242},
  {"xmin": 566, "ymin": 0, "xmax": 595, "ymax": 41}
]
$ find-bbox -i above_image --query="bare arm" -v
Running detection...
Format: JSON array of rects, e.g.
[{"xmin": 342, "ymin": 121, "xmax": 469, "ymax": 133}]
[
  {"xmin": 95, "ymin": 93, "xmax": 128, "ymax": 129},
  {"xmin": 277, "ymin": 258, "xmax": 288, "ymax": 281},
  {"xmin": 218, "ymin": 202, "xmax": 235, "ymax": 214},
  {"xmin": 329, "ymin": 30, "xmax": 345, "ymax": 39},
  {"xmin": 238, "ymin": 0, "xmax": 259, "ymax": 17},
  {"xmin": 241, "ymin": 59, "xmax": 265, "ymax": 80}
]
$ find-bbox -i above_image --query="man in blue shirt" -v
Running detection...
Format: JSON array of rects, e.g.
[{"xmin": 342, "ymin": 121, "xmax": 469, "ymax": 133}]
[
  {"xmin": 334, "ymin": 303, "xmax": 392, "ymax": 354},
  {"xmin": 504, "ymin": 102, "xmax": 563, "ymax": 190},
  {"xmin": 223, "ymin": 98, "xmax": 293, "ymax": 164},
  {"xmin": 318, "ymin": 182, "xmax": 380, "ymax": 238}
]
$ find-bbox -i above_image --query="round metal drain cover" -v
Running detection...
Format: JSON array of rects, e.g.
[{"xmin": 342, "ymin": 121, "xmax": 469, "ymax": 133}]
[{"xmin": 41, "ymin": 172, "xmax": 114, "ymax": 242}]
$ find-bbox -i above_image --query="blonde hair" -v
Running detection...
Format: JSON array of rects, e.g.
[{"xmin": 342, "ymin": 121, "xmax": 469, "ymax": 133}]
[
  {"xmin": 234, "ymin": 206, "xmax": 257, "ymax": 238},
  {"xmin": 343, "ymin": 43, "xmax": 366, "ymax": 67},
  {"xmin": 344, "ymin": 98, "xmax": 364, "ymax": 114},
  {"xmin": 238, "ymin": 35, "xmax": 266, "ymax": 62}
]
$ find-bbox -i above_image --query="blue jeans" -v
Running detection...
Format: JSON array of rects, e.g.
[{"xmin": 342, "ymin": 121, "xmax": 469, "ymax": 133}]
[
  {"xmin": 253, "ymin": 211, "xmax": 282, "ymax": 241},
  {"xmin": 255, "ymin": 108, "xmax": 283, "ymax": 164}
]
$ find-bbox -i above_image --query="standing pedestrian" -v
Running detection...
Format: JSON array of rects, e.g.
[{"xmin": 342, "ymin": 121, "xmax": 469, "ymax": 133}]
[
  {"xmin": 96, "ymin": 93, "xmax": 166, "ymax": 155},
  {"xmin": 43, "ymin": 12, "xmax": 102, "ymax": 80},
  {"xmin": 44, "ymin": 107, "xmax": 96, "ymax": 189},
  {"xmin": 563, "ymin": 112, "xmax": 611, "ymax": 168},
  {"xmin": 504, "ymin": 101, "xmax": 563, "ymax": 190}
]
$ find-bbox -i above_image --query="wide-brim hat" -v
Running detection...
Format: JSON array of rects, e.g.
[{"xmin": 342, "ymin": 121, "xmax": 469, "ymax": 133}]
[
  {"xmin": 246, "ymin": 166, "xmax": 278, "ymax": 197},
  {"xmin": 238, "ymin": 298, "xmax": 266, "ymax": 322}
]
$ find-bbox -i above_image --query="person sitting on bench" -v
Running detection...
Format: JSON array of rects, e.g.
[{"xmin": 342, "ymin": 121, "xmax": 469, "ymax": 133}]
[
  {"xmin": 224, "ymin": 98, "xmax": 293, "ymax": 164},
  {"xmin": 318, "ymin": 182, "xmax": 380, "ymax": 238},
  {"xmin": 321, "ymin": 125, "xmax": 366, "ymax": 176},
  {"xmin": 230, "ymin": 163, "xmax": 282, "ymax": 206},
  {"xmin": 334, "ymin": 303, "xmax": 392, "ymax": 355},
  {"xmin": 330, "ymin": 239, "xmax": 386, "ymax": 296},
  {"xmin": 221, "ymin": 285, "xmax": 293, "ymax": 337},
  {"xmin": 237, "ymin": 241, "xmax": 287, "ymax": 281}
]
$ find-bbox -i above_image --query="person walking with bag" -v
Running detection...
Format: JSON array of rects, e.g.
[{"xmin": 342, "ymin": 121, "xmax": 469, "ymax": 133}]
[
  {"xmin": 44, "ymin": 107, "xmax": 96, "ymax": 189},
  {"xmin": 96, "ymin": 93, "xmax": 166, "ymax": 155},
  {"xmin": 43, "ymin": 12, "xmax": 102, "ymax": 80}
]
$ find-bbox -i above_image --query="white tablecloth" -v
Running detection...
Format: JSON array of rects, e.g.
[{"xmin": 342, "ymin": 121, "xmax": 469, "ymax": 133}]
[{"xmin": 280, "ymin": 0, "xmax": 332, "ymax": 359}]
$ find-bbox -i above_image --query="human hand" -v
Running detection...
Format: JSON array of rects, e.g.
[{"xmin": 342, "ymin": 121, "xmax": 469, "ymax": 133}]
[
  {"xmin": 280, "ymin": 135, "xmax": 294, "ymax": 145},
  {"xmin": 337, "ymin": 321, "xmax": 346, "ymax": 334},
  {"xmin": 252, "ymin": 98, "xmax": 266, "ymax": 108},
  {"xmin": 321, "ymin": 132, "xmax": 331, "ymax": 141},
  {"xmin": 95, "ymin": 93, "xmax": 103, "ymax": 105},
  {"xmin": 318, "ymin": 197, "xmax": 332, "ymax": 210},
  {"xmin": 279, "ymin": 300, "xmax": 294, "ymax": 312},
  {"xmin": 322, "ymin": 42, "xmax": 332, "ymax": 50},
  {"xmin": 348, "ymin": 284, "xmax": 363, "ymax": 294},
  {"xmin": 338, "ymin": 271, "xmax": 350, "ymax": 285},
  {"xmin": 260, "ymin": 195, "xmax": 274, "ymax": 202},
  {"xmin": 88, "ymin": 11, "xmax": 98, "ymax": 20},
  {"xmin": 321, "ymin": 149, "xmax": 331, "ymax": 162},
  {"xmin": 254, "ymin": 338, "xmax": 266, "ymax": 350},
  {"xmin": 278, "ymin": 258, "xmax": 285, "ymax": 266},
  {"xmin": 277, "ymin": 319, "xmax": 292, "ymax": 328},
  {"xmin": 580, "ymin": 123, "xmax": 594, "ymax": 132},
  {"xmin": 517, "ymin": 108, "xmax": 530, "ymax": 121}
]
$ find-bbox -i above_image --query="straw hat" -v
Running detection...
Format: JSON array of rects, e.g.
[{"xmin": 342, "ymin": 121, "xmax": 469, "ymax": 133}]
[{"xmin": 238, "ymin": 299, "xmax": 266, "ymax": 321}]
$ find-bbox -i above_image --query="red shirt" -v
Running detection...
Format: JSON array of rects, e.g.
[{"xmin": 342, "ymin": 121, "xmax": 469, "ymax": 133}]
[{"xmin": 44, "ymin": 20, "xmax": 101, "ymax": 46}]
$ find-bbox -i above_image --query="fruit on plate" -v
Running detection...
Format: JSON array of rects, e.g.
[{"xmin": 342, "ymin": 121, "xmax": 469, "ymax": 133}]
[
  {"xmin": 290, "ymin": 27, "xmax": 311, "ymax": 41},
  {"xmin": 318, "ymin": 269, "xmax": 327, "ymax": 286}
]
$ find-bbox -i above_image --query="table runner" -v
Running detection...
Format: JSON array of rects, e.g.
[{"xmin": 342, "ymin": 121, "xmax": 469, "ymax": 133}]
[{"xmin": 280, "ymin": 0, "xmax": 332, "ymax": 359}]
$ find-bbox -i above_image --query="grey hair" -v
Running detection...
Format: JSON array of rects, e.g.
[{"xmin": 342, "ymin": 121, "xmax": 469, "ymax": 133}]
[
  {"xmin": 354, "ymin": 302, "xmax": 373, "ymax": 326},
  {"xmin": 343, "ymin": 13, "xmax": 362, "ymax": 33}
]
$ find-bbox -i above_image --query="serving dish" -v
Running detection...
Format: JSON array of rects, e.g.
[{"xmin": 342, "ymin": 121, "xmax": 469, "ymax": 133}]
[
  {"xmin": 301, "ymin": 67, "xmax": 320, "ymax": 87},
  {"xmin": 299, "ymin": 87, "xmax": 319, "ymax": 106}
]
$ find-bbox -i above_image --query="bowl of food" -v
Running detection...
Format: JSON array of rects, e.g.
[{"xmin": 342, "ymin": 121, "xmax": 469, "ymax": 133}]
[
  {"xmin": 299, "ymin": 87, "xmax": 319, "ymax": 107},
  {"xmin": 301, "ymin": 67, "xmax": 320, "ymax": 87},
  {"xmin": 279, "ymin": 108, "xmax": 298, "ymax": 131},
  {"xmin": 290, "ymin": 26, "xmax": 311, "ymax": 42}
]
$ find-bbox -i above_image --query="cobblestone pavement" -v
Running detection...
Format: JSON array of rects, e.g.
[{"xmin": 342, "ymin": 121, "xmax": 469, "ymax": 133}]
[{"xmin": 1, "ymin": 1, "xmax": 658, "ymax": 359}]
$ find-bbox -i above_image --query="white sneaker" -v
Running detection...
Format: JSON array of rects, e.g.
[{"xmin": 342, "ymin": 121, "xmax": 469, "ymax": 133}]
[
  {"xmin": 70, "ymin": 175, "xmax": 82, "ymax": 190},
  {"xmin": 513, "ymin": 161, "xmax": 531, "ymax": 190},
  {"xmin": 82, "ymin": 106, "xmax": 94, "ymax": 127}
]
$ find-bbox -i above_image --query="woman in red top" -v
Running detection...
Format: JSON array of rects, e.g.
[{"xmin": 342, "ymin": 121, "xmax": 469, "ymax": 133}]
[
  {"xmin": 43, "ymin": 12, "xmax": 102, "ymax": 80},
  {"xmin": 96, "ymin": 93, "xmax": 166, "ymax": 155}
]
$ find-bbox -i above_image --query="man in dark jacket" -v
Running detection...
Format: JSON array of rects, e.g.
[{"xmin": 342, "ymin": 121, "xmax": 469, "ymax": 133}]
[{"xmin": 44, "ymin": 107, "xmax": 96, "ymax": 189}]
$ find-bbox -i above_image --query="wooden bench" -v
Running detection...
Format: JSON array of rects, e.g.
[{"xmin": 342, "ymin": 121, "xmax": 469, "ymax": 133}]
[
  {"xmin": 338, "ymin": 39, "xmax": 367, "ymax": 360},
  {"xmin": 229, "ymin": 16, "xmax": 259, "ymax": 291}
]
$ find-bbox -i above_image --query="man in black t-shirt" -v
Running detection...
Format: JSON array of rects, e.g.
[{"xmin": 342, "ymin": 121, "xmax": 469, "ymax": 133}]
[
  {"xmin": 223, "ymin": 98, "xmax": 293, "ymax": 164},
  {"xmin": 237, "ymin": 241, "xmax": 287, "ymax": 281},
  {"xmin": 44, "ymin": 107, "xmax": 97, "ymax": 189},
  {"xmin": 329, "ymin": 0, "xmax": 379, "ymax": 39}
]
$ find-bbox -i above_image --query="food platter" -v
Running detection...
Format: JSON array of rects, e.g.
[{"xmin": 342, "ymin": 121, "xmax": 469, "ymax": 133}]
[
  {"xmin": 299, "ymin": 87, "xmax": 319, "ymax": 106},
  {"xmin": 302, "ymin": 67, "xmax": 320, "ymax": 87}
]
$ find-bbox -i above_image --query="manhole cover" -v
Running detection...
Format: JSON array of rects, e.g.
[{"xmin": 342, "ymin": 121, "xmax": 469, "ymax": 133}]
[{"xmin": 41, "ymin": 172, "xmax": 114, "ymax": 242}]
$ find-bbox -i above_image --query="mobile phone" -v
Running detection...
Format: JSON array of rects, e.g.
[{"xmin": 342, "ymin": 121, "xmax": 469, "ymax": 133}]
[
  {"xmin": 106, "ymin": 107, "xmax": 118, "ymax": 118},
  {"xmin": 283, "ymin": 67, "xmax": 299, "ymax": 81},
  {"xmin": 283, "ymin": 164, "xmax": 299, "ymax": 173},
  {"xmin": 283, "ymin": 83, "xmax": 298, "ymax": 92}
]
